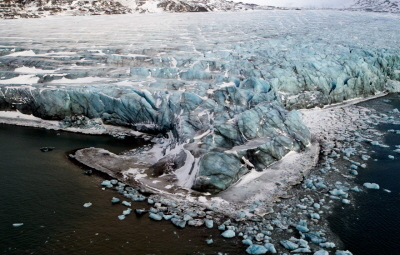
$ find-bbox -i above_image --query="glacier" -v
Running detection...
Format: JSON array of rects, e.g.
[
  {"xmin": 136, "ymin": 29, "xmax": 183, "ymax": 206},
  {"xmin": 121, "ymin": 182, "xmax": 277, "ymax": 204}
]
[{"xmin": 0, "ymin": 10, "xmax": 400, "ymax": 195}]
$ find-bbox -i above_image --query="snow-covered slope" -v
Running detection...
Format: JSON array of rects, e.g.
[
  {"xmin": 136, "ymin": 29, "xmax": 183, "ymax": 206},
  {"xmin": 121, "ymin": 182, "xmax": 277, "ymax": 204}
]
[
  {"xmin": 349, "ymin": 0, "xmax": 400, "ymax": 12},
  {"xmin": 240, "ymin": 0, "xmax": 400, "ymax": 12},
  {"xmin": 0, "ymin": 0, "xmax": 261, "ymax": 19}
]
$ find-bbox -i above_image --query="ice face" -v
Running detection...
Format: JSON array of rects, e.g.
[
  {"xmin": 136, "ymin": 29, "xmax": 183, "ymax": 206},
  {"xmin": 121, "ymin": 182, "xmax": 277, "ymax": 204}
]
[{"xmin": 0, "ymin": 10, "xmax": 399, "ymax": 193}]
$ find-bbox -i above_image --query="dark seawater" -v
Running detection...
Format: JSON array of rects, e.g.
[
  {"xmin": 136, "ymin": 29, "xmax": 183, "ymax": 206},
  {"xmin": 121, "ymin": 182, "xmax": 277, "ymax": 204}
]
[
  {"xmin": 328, "ymin": 95, "xmax": 400, "ymax": 255},
  {"xmin": 0, "ymin": 124, "xmax": 241, "ymax": 255}
]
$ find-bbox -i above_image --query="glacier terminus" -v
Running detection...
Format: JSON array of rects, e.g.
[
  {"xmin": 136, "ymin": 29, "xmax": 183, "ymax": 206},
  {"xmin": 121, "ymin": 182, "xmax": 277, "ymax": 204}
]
[{"xmin": 0, "ymin": 8, "xmax": 400, "ymax": 254}]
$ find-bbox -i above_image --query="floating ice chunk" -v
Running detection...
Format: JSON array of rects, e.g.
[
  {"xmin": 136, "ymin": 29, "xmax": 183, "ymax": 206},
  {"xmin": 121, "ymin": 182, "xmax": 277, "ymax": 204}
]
[
  {"xmin": 363, "ymin": 183, "xmax": 380, "ymax": 189},
  {"xmin": 310, "ymin": 213, "xmax": 320, "ymax": 220},
  {"xmin": 123, "ymin": 208, "xmax": 132, "ymax": 215},
  {"xmin": 149, "ymin": 207, "xmax": 158, "ymax": 214},
  {"xmin": 163, "ymin": 214, "xmax": 174, "ymax": 220},
  {"xmin": 228, "ymin": 226, "xmax": 237, "ymax": 233},
  {"xmin": 384, "ymin": 189, "xmax": 391, "ymax": 193},
  {"xmin": 118, "ymin": 215, "xmax": 125, "ymax": 220},
  {"xmin": 370, "ymin": 141, "xmax": 380, "ymax": 146},
  {"xmin": 183, "ymin": 214, "xmax": 192, "ymax": 221},
  {"xmin": 83, "ymin": 202, "xmax": 92, "ymax": 207},
  {"xmin": 293, "ymin": 248, "xmax": 312, "ymax": 253},
  {"xmin": 361, "ymin": 155, "xmax": 370, "ymax": 160},
  {"xmin": 246, "ymin": 244, "xmax": 268, "ymax": 254},
  {"xmin": 314, "ymin": 250, "xmax": 329, "ymax": 255},
  {"xmin": 335, "ymin": 251, "xmax": 353, "ymax": 255},
  {"xmin": 296, "ymin": 225, "xmax": 309, "ymax": 233},
  {"xmin": 349, "ymin": 170, "xmax": 358, "ymax": 175},
  {"xmin": 149, "ymin": 213, "xmax": 162, "ymax": 221},
  {"xmin": 314, "ymin": 182, "xmax": 327, "ymax": 189},
  {"xmin": 242, "ymin": 239, "xmax": 253, "ymax": 246},
  {"xmin": 305, "ymin": 232, "xmax": 326, "ymax": 244},
  {"xmin": 13, "ymin": 223, "xmax": 23, "ymax": 227},
  {"xmin": 204, "ymin": 219, "xmax": 214, "ymax": 228},
  {"xmin": 171, "ymin": 218, "xmax": 186, "ymax": 228},
  {"xmin": 298, "ymin": 239, "xmax": 309, "ymax": 248},
  {"xmin": 148, "ymin": 199, "xmax": 154, "ymax": 204},
  {"xmin": 110, "ymin": 180, "xmax": 118, "ymax": 185},
  {"xmin": 264, "ymin": 243, "xmax": 276, "ymax": 253},
  {"xmin": 135, "ymin": 209, "xmax": 147, "ymax": 215},
  {"xmin": 101, "ymin": 180, "xmax": 112, "ymax": 186},
  {"xmin": 350, "ymin": 165, "xmax": 358, "ymax": 169},
  {"xmin": 188, "ymin": 219, "xmax": 204, "ymax": 227},
  {"xmin": 342, "ymin": 199, "xmax": 351, "ymax": 204},
  {"xmin": 122, "ymin": 201, "xmax": 131, "ymax": 207},
  {"xmin": 329, "ymin": 189, "xmax": 347, "ymax": 197},
  {"xmin": 218, "ymin": 224, "xmax": 226, "ymax": 231},
  {"xmin": 221, "ymin": 230, "xmax": 235, "ymax": 238},
  {"xmin": 320, "ymin": 242, "xmax": 336, "ymax": 248},
  {"xmin": 297, "ymin": 204, "xmax": 307, "ymax": 210},
  {"xmin": 388, "ymin": 155, "xmax": 394, "ymax": 159},
  {"xmin": 313, "ymin": 203, "xmax": 321, "ymax": 209},
  {"xmin": 206, "ymin": 239, "xmax": 213, "ymax": 244},
  {"xmin": 351, "ymin": 187, "xmax": 362, "ymax": 192},
  {"xmin": 131, "ymin": 194, "xmax": 146, "ymax": 201},
  {"xmin": 280, "ymin": 240, "xmax": 299, "ymax": 250},
  {"xmin": 111, "ymin": 197, "xmax": 120, "ymax": 204}
]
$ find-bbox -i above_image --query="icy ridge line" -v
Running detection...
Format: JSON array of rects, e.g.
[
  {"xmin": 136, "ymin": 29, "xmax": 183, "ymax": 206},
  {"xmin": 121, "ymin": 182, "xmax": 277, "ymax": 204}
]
[{"xmin": 0, "ymin": 0, "xmax": 265, "ymax": 19}]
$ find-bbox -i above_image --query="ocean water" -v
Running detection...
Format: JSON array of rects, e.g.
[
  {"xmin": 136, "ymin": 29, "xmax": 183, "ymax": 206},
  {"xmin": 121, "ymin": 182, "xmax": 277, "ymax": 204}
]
[
  {"xmin": 0, "ymin": 124, "xmax": 241, "ymax": 255},
  {"xmin": 328, "ymin": 95, "xmax": 400, "ymax": 255}
]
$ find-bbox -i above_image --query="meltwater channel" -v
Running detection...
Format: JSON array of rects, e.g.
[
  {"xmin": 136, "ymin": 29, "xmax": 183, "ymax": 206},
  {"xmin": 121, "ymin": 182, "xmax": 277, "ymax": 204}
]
[{"xmin": 0, "ymin": 125, "xmax": 241, "ymax": 255}]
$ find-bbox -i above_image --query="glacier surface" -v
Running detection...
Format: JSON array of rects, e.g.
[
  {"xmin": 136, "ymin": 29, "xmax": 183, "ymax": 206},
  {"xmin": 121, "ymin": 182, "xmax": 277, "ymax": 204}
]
[{"xmin": 0, "ymin": 10, "xmax": 400, "ymax": 193}]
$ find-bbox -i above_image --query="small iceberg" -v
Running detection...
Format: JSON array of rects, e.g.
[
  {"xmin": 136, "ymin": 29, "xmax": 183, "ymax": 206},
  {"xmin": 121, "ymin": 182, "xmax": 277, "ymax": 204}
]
[
  {"xmin": 118, "ymin": 215, "xmax": 125, "ymax": 220},
  {"xmin": 123, "ymin": 208, "xmax": 132, "ymax": 215},
  {"xmin": 149, "ymin": 213, "xmax": 162, "ymax": 221},
  {"xmin": 221, "ymin": 229, "xmax": 235, "ymax": 238},
  {"xmin": 314, "ymin": 250, "xmax": 329, "ymax": 255},
  {"xmin": 246, "ymin": 244, "xmax": 268, "ymax": 254},
  {"xmin": 280, "ymin": 240, "xmax": 299, "ymax": 250},
  {"xmin": 13, "ymin": 223, "xmax": 23, "ymax": 227},
  {"xmin": 204, "ymin": 219, "xmax": 214, "ymax": 228},
  {"xmin": 122, "ymin": 201, "xmax": 131, "ymax": 207},
  {"xmin": 111, "ymin": 197, "xmax": 120, "ymax": 204},
  {"xmin": 83, "ymin": 202, "xmax": 92, "ymax": 207},
  {"xmin": 363, "ymin": 183, "xmax": 380, "ymax": 189},
  {"xmin": 342, "ymin": 199, "xmax": 351, "ymax": 204}
]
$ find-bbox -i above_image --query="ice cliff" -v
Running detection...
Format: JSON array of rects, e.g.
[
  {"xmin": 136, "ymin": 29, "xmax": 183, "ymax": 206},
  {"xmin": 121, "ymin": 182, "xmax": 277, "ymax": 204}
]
[{"xmin": 0, "ymin": 11, "xmax": 400, "ymax": 193}]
